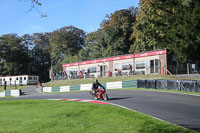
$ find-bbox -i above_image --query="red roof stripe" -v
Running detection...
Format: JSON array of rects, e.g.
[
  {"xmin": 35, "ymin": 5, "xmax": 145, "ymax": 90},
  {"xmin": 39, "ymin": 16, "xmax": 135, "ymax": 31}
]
[{"xmin": 62, "ymin": 49, "xmax": 166, "ymax": 67}]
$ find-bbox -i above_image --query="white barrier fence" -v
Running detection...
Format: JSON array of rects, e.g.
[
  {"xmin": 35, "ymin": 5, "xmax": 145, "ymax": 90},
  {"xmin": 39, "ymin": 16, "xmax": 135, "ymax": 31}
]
[
  {"xmin": 0, "ymin": 90, "xmax": 20, "ymax": 97},
  {"xmin": 43, "ymin": 81, "xmax": 129, "ymax": 93}
]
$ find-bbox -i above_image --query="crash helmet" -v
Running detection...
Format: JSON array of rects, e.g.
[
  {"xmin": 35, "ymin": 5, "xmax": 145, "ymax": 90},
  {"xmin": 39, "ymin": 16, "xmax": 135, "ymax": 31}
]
[{"xmin": 94, "ymin": 79, "xmax": 98, "ymax": 84}]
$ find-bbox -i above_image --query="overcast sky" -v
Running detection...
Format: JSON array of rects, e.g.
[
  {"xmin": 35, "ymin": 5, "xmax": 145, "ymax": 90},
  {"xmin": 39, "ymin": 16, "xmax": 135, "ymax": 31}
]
[{"xmin": 0, "ymin": 0, "xmax": 139, "ymax": 36}]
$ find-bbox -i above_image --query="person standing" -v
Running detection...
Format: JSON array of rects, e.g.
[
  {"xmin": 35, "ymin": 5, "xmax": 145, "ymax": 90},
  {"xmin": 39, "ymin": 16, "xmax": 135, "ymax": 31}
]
[{"xmin": 128, "ymin": 64, "xmax": 132, "ymax": 76}]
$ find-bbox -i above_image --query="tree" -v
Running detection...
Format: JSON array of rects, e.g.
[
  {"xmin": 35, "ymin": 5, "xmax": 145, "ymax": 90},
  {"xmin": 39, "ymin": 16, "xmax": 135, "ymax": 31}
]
[
  {"xmin": 22, "ymin": 0, "xmax": 47, "ymax": 17},
  {"xmin": 31, "ymin": 33, "xmax": 51, "ymax": 81},
  {"xmin": 49, "ymin": 26, "xmax": 86, "ymax": 72},
  {"xmin": 101, "ymin": 7, "xmax": 139, "ymax": 56},
  {"xmin": 130, "ymin": 0, "xmax": 200, "ymax": 63},
  {"xmin": 0, "ymin": 34, "xmax": 27, "ymax": 75},
  {"xmin": 20, "ymin": 34, "xmax": 34, "ymax": 74},
  {"xmin": 129, "ymin": 0, "xmax": 156, "ymax": 53},
  {"xmin": 80, "ymin": 29, "xmax": 107, "ymax": 60}
]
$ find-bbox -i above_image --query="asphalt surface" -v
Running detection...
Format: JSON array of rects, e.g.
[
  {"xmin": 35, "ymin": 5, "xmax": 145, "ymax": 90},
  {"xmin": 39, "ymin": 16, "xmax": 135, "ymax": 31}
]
[{"xmin": 1, "ymin": 86, "xmax": 200, "ymax": 132}]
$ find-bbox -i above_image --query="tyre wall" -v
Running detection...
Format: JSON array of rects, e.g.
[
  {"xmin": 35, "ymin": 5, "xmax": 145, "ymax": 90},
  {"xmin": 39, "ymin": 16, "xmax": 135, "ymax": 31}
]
[{"xmin": 138, "ymin": 79, "xmax": 200, "ymax": 92}]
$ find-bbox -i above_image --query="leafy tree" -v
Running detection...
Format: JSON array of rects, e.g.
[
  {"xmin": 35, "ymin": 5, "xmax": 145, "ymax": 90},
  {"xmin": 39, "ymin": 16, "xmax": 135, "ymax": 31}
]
[
  {"xmin": 31, "ymin": 33, "xmax": 51, "ymax": 81},
  {"xmin": 20, "ymin": 34, "xmax": 34, "ymax": 74},
  {"xmin": 101, "ymin": 7, "xmax": 138, "ymax": 56},
  {"xmin": 49, "ymin": 26, "xmax": 86, "ymax": 72},
  {"xmin": 0, "ymin": 34, "xmax": 27, "ymax": 75},
  {"xmin": 166, "ymin": 0, "xmax": 200, "ymax": 62},
  {"xmin": 130, "ymin": 0, "xmax": 200, "ymax": 63},
  {"xmin": 129, "ymin": 0, "xmax": 156, "ymax": 53},
  {"xmin": 80, "ymin": 29, "xmax": 107, "ymax": 60}
]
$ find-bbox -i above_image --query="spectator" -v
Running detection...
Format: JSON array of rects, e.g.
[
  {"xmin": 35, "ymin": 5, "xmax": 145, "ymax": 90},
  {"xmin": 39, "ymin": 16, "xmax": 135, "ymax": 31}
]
[
  {"xmin": 87, "ymin": 69, "xmax": 90, "ymax": 78},
  {"xmin": 56, "ymin": 73, "xmax": 58, "ymax": 79},
  {"xmin": 117, "ymin": 69, "xmax": 121, "ymax": 76},
  {"xmin": 63, "ymin": 71, "xmax": 67, "ymax": 79},
  {"xmin": 84, "ymin": 72, "xmax": 87, "ymax": 79},
  {"xmin": 129, "ymin": 64, "xmax": 132, "ymax": 76},
  {"xmin": 51, "ymin": 72, "xmax": 55, "ymax": 81},
  {"xmin": 79, "ymin": 71, "xmax": 82, "ymax": 79},
  {"xmin": 37, "ymin": 81, "xmax": 41, "ymax": 88}
]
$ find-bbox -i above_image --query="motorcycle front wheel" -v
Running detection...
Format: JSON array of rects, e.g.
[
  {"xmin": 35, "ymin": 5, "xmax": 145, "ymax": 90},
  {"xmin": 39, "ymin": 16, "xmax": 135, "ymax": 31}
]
[{"xmin": 103, "ymin": 93, "xmax": 108, "ymax": 100}]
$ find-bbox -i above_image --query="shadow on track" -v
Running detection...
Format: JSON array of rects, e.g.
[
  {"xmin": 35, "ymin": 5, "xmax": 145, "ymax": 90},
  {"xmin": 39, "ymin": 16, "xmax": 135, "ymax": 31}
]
[{"xmin": 108, "ymin": 97, "xmax": 133, "ymax": 101}]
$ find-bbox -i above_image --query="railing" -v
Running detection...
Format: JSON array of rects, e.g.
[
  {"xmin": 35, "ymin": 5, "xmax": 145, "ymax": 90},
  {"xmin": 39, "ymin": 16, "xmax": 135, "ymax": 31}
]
[
  {"xmin": 167, "ymin": 63, "xmax": 199, "ymax": 75},
  {"xmin": 0, "ymin": 81, "xmax": 17, "ymax": 86}
]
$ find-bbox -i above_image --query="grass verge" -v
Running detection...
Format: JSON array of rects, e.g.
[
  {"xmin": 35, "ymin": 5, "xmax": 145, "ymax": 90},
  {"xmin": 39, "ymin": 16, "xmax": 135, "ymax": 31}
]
[
  {"xmin": 0, "ymin": 96, "xmax": 14, "ymax": 99},
  {"xmin": 0, "ymin": 85, "xmax": 30, "ymax": 92},
  {"xmin": 0, "ymin": 100, "xmax": 195, "ymax": 133},
  {"xmin": 43, "ymin": 75, "xmax": 200, "ymax": 87}
]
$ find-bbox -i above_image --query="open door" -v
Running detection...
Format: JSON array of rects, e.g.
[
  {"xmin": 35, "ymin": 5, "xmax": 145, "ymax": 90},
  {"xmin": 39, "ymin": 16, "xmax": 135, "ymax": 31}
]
[
  {"xmin": 97, "ymin": 66, "xmax": 101, "ymax": 77},
  {"xmin": 150, "ymin": 60, "xmax": 154, "ymax": 73},
  {"xmin": 155, "ymin": 59, "xmax": 161, "ymax": 73}
]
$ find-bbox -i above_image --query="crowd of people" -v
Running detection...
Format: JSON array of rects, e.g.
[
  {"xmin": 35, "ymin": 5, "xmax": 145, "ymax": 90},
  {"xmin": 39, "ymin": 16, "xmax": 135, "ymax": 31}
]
[
  {"xmin": 50, "ymin": 70, "xmax": 92, "ymax": 81},
  {"xmin": 51, "ymin": 64, "xmax": 134, "ymax": 81}
]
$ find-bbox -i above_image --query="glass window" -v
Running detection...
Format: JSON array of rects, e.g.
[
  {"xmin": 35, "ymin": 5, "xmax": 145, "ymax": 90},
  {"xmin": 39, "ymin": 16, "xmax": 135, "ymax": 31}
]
[
  {"xmin": 34, "ymin": 77, "xmax": 37, "ymax": 80},
  {"xmin": 81, "ymin": 68, "xmax": 85, "ymax": 73},
  {"xmin": 29, "ymin": 77, "xmax": 32, "ymax": 80},
  {"xmin": 114, "ymin": 64, "xmax": 119, "ymax": 71},
  {"xmin": 122, "ymin": 62, "xmax": 131, "ymax": 70},
  {"xmin": 24, "ymin": 77, "xmax": 26, "ymax": 80},
  {"xmin": 88, "ymin": 67, "xmax": 97, "ymax": 73},
  {"xmin": 66, "ymin": 70, "xmax": 70, "ymax": 75},
  {"xmin": 0, "ymin": 78, "xmax": 2, "ymax": 81},
  {"xmin": 136, "ymin": 61, "xmax": 146, "ymax": 69},
  {"xmin": 71, "ymin": 69, "xmax": 78, "ymax": 72},
  {"xmin": 3, "ymin": 78, "xmax": 5, "ymax": 81},
  {"xmin": 20, "ymin": 77, "xmax": 22, "ymax": 80},
  {"xmin": 16, "ymin": 77, "xmax": 18, "ymax": 80}
]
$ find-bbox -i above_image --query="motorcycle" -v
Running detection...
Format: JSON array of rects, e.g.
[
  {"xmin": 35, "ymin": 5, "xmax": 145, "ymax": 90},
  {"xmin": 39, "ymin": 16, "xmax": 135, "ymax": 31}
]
[{"xmin": 90, "ymin": 86, "xmax": 108, "ymax": 100}]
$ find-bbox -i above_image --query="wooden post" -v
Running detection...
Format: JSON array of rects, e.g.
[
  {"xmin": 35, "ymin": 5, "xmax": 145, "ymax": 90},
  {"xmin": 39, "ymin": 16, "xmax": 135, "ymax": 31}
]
[{"xmin": 187, "ymin": 63, "xmax": 190, "ymax": 75}]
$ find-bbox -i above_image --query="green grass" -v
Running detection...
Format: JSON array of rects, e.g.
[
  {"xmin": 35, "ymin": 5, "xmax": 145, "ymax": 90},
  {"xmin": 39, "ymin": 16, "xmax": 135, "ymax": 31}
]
[
  {"xmin": 43, "ymin": 75, "xmax": 200, "ymax": 87},
  {"xmin": 0, "ymin": 96, "xmax": 14, "ymax": 99},
  {"xmin": 0, "ymin": 100, "xmax": 194, "ymax": 133},
  {"xmin": 0, "ymin": 85, "xmax": 30, "ymax": 92}
]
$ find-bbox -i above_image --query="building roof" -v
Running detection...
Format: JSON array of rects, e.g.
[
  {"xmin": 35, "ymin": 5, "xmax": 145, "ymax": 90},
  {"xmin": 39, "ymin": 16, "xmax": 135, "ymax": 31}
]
[{"xmin": 62, "ymin": 49, "xmax": 167, "ymax": 67}]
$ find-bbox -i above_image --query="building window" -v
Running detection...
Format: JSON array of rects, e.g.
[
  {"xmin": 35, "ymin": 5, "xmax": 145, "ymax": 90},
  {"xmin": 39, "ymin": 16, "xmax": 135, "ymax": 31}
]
[
  {"xmin": 71, "ymin": 69, "xmax": 78, "ymax": 72},
  {"xmin": 3, "ymin": 78, "xmax": 5, "ymax": 81},
  {"xmin": 122, "ymin": 62, "xmax": 131, "ymax": 70},
  {"xmin": 114, "ymin": 64, "xmax": 119, "ymax": 71},
  {"xmin": 34, "ymin": 77, "xmax": 37, "ymax": 80},
  {"xmin": 88, "ymin": 67, "xmax": 97, "ymax": 73},
  {"xmin": 0, "ymin": 78, "xmax": 2, "ymax": 81},
  {"xmin": 24, "ymin": 77, "xmax": 26, "ymax": 80},
  {"xmin": 81, "ymin": 68, "xmax": 85, "ymax": 73},
  {"xmin": 29, "ymin": 77, "xmax": 32, "ymax": 80},
  {"xmin": 136, "ymin": 61, "xmax": 146, "ymax": 69}
]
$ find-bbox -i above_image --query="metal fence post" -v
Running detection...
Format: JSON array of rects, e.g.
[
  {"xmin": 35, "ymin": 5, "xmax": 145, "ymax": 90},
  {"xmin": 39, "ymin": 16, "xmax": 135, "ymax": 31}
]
[
  {"xmin": 4, "ymin": 81, "xmax": 7, "ymax": 90},
  {"xmin": 15, "ymin": 81, "xmax": 17, "ymax": 89}
]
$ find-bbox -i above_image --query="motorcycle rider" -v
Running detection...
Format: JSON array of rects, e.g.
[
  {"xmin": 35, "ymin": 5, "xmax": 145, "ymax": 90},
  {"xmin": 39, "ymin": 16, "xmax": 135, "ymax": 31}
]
[{"xmin": 91, "ymin": 79, "xmax": 105, "ymax": 95}]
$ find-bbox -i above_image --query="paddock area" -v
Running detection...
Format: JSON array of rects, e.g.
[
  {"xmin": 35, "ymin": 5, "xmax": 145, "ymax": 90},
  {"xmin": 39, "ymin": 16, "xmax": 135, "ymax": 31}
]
[{"xmin": 0, "ymin": 75, "xmax": 39, "ymax": 86}]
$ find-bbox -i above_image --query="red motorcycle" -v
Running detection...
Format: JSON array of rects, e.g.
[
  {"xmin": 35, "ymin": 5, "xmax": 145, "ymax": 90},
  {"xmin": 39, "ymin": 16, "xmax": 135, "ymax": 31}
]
[{"xmin": 90, "ymin": 86, "xmax": 108, "ymax": 100}]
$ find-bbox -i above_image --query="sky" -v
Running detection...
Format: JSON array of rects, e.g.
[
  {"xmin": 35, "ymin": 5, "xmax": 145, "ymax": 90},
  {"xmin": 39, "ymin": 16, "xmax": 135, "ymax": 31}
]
[{"xmin": 0, "ymin": 0, "xmax": 139, "ymax": 36}]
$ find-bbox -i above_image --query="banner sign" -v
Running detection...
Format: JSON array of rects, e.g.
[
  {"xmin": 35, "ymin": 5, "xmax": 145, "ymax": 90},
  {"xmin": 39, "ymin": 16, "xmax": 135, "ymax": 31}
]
[
  {"xmin": 62, "ymin": 49, "xmax": 166, "ymax": 67},
  {"xmin": 134, "ymin": 50, "xmax": 166, "ymax": 58}
]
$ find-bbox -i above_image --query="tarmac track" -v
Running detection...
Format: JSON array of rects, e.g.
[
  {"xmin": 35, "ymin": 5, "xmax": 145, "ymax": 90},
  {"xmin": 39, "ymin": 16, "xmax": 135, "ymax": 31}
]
[{"xmin": 1, "ymin": 86, "xmax": 200, "ymax": 132}]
